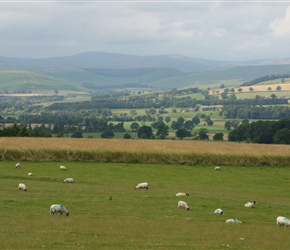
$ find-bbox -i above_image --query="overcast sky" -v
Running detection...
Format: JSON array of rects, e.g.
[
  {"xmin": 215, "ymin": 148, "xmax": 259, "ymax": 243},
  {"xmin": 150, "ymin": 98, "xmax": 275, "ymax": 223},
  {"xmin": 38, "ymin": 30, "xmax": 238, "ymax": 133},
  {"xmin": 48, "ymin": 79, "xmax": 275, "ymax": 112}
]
[{"xmin": 0, "ymin": 1, "xmax": 290, "ymax": 61}]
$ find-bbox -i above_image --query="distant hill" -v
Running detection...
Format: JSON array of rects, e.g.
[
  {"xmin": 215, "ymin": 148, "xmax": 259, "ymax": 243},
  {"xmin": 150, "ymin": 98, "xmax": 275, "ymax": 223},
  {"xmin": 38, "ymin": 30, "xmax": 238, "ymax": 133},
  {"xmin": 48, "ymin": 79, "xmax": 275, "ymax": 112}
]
[
  {"xmin": 0, "ymin": 52, "xmax": 241, "ymax": 72},
  {"xmin": 0, "ymin": 70, "xmax": 88, "ymax": 93},
  {"xmin": 0, "ymin": 52, "xmax": 290, "ymax": 91}
]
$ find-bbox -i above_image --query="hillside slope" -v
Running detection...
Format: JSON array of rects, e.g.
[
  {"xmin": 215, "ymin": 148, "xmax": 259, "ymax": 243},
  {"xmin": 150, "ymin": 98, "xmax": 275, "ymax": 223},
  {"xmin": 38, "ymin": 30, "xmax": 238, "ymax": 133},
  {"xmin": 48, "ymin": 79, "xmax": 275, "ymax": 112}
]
[{"xmin": 0, "ymin": 70, "xmax": 89, "ymax": 93}]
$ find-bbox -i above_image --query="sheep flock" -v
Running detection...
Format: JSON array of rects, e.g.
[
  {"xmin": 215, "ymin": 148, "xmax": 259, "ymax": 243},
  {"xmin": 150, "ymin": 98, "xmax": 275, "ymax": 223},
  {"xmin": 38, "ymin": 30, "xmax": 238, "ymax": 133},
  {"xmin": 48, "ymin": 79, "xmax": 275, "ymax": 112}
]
[{"xmin": 10, "ymin": 162, "xmax": 288, "ymax": 228}]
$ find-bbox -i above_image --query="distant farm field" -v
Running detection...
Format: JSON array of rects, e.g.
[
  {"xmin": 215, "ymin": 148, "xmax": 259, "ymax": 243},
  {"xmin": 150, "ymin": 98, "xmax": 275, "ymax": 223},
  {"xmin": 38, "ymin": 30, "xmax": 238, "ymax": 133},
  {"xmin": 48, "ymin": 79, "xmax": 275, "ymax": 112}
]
[{"xmin": 1, "ymin": 161, "xmax": 290, "ymax": 249}]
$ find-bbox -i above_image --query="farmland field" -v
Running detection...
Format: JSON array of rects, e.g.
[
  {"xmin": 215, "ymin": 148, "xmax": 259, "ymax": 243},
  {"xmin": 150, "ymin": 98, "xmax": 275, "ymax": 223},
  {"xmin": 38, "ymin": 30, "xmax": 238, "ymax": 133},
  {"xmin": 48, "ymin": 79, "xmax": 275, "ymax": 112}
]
[{"xmin": 1, "ymin": 160, "xmax": 290, "ymax": 249}]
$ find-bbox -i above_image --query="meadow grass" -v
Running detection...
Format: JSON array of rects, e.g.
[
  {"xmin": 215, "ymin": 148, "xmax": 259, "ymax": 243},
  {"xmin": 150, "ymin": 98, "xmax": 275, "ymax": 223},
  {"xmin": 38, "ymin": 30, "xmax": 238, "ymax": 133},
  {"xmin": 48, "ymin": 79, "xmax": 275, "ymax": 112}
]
[{"xmin": 1, "ymin": 162, "xmax": 290, "ymax": 249}]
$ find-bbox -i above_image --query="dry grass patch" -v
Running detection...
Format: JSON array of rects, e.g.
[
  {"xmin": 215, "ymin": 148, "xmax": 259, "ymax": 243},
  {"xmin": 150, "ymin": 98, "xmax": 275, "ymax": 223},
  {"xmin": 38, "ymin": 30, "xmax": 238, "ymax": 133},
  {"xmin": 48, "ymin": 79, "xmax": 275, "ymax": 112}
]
[
  {"xmin": 1, "ymin": 137, "xmax": 290, "ymax": 166},
  {"xmin": 0, "ymin": 137, "xmax": 289, "ymax": 156}
]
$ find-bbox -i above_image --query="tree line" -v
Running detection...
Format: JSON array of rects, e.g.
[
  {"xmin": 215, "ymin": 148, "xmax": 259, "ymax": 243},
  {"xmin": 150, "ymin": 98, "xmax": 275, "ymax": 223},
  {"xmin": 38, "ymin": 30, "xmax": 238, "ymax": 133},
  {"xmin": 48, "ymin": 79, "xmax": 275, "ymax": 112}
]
[
  {"xmin": 221, "ymin": 105, "xmax": 290, "ymax": 119},
  {"xmin": 241, "ymin": 74, "xmax": 290, "ymax": 86},
  {"xmin": 228, "ymin": 118, "xmax": 290, "ymax": 144}
]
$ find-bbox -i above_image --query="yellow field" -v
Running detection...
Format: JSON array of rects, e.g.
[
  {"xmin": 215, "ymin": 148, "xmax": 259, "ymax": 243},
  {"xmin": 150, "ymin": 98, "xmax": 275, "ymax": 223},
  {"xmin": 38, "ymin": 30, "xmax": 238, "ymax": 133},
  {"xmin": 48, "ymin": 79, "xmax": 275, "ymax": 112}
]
[
  {"xmin": 211, "ymin": 82, "xmax": 290, "ymax": 94},
  {"xmin": 1, "ymin": 137, "xmax": 290, "ymax": 157}
]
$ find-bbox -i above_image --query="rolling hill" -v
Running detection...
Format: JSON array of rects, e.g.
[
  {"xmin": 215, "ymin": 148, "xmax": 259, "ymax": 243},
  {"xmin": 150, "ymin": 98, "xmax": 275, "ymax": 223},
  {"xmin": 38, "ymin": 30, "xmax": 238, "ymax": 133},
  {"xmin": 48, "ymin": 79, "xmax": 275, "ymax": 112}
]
[
  {"xmin": 0, "ymin": 70, "xmax": 89, "ymax": 93},
  {"xmin": 0, "ymin": 52, "xmax": 290, "ymax": 92}
]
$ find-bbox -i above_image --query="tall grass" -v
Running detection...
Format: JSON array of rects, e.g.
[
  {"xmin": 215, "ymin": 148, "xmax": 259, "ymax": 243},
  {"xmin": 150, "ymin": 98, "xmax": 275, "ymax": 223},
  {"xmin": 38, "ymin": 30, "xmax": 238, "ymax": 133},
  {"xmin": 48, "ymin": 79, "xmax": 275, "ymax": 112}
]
[{"xmin": 1, "ymin": 137, "xmax": 290, "ymax": 166}]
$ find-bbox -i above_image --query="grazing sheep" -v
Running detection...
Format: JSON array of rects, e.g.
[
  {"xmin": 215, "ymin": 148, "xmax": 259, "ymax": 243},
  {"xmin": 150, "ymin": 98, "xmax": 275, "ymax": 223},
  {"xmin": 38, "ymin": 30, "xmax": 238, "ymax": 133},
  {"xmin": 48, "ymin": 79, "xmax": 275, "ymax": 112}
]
[
  {"xmin": 135, "ymin": 182, "xmax": 148, "ymax": 189},
  {"xmin": 244, "ymin": 201, "xmax": 256, "ymax": 208},
  {"xmin": 60, "ymin": 165, "xmax": 67, "ymax": 171},
  {"xmin": 177, "ymin": 200, "xmax": 189, "ymax": 210},
  {"xmin": 28, "ymin": 173, "xmax": 32, "ymax": 176},
  {"xmin": 214, "ymin": 208, "xmax": 224, "ymax": 215},
  {"xmin": 276, "ymin": 216, "xmax": 290, "ymax": 227},
  {"xmin": 176, "ymin": 192, "xmax": 189, "ymax": 197},
  {"xmin": 225, "ymin": 219, "xmax": 243, "ymax": 224},
  {"xmin": 215, "ymin": 166, "xmax": 221, "ymax": 171},
  {"xmin": 15, "ymin": 163, "xmax": 20, "ymax": 168},
  {"xmin": 18, "ymin": 183, "xmax": 27, "ymax": 191},
  {"xmin": 63, "ymin": 178, "xmax": 74, "ymax": 183},
  {"xmin": 50, "ymin": 204, "xmax": 69, "ymax": 216}
]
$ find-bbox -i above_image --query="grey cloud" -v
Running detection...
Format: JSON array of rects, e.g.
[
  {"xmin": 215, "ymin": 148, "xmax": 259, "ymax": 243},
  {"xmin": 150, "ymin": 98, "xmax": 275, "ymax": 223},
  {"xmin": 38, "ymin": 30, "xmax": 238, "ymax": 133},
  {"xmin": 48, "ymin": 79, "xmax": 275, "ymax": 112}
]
[{"xmin": 0, "ymin": 2, "xmax": 289, "ymax": 60}]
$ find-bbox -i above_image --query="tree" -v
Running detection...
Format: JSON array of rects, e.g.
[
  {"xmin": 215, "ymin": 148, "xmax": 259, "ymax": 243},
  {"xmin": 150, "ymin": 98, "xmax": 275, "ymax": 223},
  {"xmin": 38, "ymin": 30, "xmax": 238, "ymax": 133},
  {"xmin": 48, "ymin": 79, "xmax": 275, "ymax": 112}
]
[
  {"xmin": 71, "ymin": 131, "xmax": 83, "ymax": 138},
  {"xmin": 213, "ymin": 133, "xmax": 224, "ymax": 141},
  {"xmin": 175, "ymin": 128, "xmax": 191, "ymax": 139},
  {"xmin": 276, "ymin": 86, "xmax": 282, "ymax": 91},
  {"xmin": 229, "ymin": 93, "xmax": 237, "ymax": 101},
  {"xmin": 220, "ymin": 83, "xmax": 225, "ymax": 88},
  {"xmin": 238, "ymin": 88, "xmax": 243, "ymax": 93},
  {"xmin": 267, "ymin": 87, "xmax": 272, "ymax": 91},
  {"xmin": 130, "ymin": 110, "xmax": 137, "ymax": 116},
  {"xmin": 101, "ymin": 130, "xmax": 115, "ymax": 139},
  {"xmin": 273, "ymin": 128, "xmax": 290, "ymax": 144},
  {"xmin": 224, "ymin": 121, "xmax": 232, "ymax": 131},
  {"xmin": 164, "ymin": 116, "xmax": 171, "ymax": 123},
  {"xmin": 130, "ymin": 122, "xmax": 139, "ymax": 131},
  {"xmin": 184, "ymin": 120, "xmax": 194, "ymax": 130},
  {"xmin": 281, "ymin": 78, "xmax": 285, "ymax": 84},
  {"xmin": 156, "ymin": 121, "xmax": 169, "ymax": 139},
  {"xmin": 223, "ymin": 88, "xmax": 230, "ymax": 94},
  {"xmin": 192, "ymin": 116, "xmax": 200, "ymax": 125},
  {"xmin": 241, "ymin": 119, "xmax": 249, "ymax": 125},
  {"xmin": 221, "ymin": 92, "xmax": 227, "ymax": 100},
  {"xmin": 198, "ymin": 128, "xmax": 209, "ymax": 140},
  {"xmin": 249, "ymin": 87, "xmax": 254, "ymax": 92},
  {"xmin": 123, "ymin": 133, "xmax": 132, "ymax": 139},
  {"xmin": 137, "ymin": 125, "xmax": 153, "ymax": 139},
  {"xmin": 207, "ymin": 119, "xmax": 214, "ymax": 126}
]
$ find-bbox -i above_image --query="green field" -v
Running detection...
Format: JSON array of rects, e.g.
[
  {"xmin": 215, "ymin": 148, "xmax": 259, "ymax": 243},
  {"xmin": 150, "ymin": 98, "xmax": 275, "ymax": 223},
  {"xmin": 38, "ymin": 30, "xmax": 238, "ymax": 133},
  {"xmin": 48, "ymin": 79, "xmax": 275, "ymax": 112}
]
[
  {"xmin": 0, "ymin": 70, "xmax": 89, "ymax": 93},
  {"xmin": 1, "ymin": 162, "xmax": 290, "ymax": 249}
]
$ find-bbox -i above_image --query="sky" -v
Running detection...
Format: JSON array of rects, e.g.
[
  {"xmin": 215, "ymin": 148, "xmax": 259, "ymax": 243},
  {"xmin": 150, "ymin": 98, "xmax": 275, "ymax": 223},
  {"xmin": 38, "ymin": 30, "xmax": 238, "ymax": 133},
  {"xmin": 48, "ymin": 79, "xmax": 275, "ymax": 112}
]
[{"xmin": 0, "ymin": 0, "xmax": 290, "ymax": 61}]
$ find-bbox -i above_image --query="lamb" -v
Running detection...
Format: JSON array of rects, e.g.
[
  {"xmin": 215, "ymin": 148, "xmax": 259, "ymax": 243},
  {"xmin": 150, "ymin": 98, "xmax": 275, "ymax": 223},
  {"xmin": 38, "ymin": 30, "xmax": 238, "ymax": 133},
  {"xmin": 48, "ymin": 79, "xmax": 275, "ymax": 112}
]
[
  {"xmin": 244, "ymin": 201, "xmax": 256, "ymax": 208},
  {"xmin": 176, "ymin": 192, "xmax": 189, "ymax": 197},
  {"xmin": 15, "ymin": 163, "xmax": 20, "ymax": 168},
  {"xmin": 60, "ymin": 165, "xmax": 67, "ymax": 171},
  {"xmin": 276, "ymin": 216, "xmax": 290, "ymax": 227},
  {"xmin": 50, "ymin": 204, "xmax": 69, "ymax": 216},
  {"xmin": 214, "ymin": 208, "xmax": 224, "ymax": 215},
  {"xmin": 63, "ymin": 178, "xmax": 74, "ymax": 183},
  {"xmin": 28, "ymin": 173, "xmax": 33, "ymax": 176},
  {"xmin": 135, "ymin": 182, "xmax": 148, "ymax": 189},
  {"xmin": 225, "ymin": 219, "xmax": 243, "ymax": 224},
  {"xmin": 215, "ymin": 166, "xmax": 221, "ymax": 171},
  {"xmin": 177, "ymin": 200, "xmax": 189, "ymax": 210},
  {"xmin": 18, "ymin": 183, "xmax": 27, "ymax": 191}
]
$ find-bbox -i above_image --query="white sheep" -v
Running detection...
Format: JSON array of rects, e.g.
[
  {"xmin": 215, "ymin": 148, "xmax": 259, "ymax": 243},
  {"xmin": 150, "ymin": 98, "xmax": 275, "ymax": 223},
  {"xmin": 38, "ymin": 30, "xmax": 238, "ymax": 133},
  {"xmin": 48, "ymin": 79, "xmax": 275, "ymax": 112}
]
[
  {"xmin": 214, "ymin": 208, "xmax": 224, "ymax": 215},
  {"xmin": 60, "ymin": 165, "xmax": 67, "ymax": 171},
  {"xmin": 135, "ymin": 182, "xmax": 148, "ymax": 189},
  {"xmin": 215, "ymin": 166, "xmax": 221, "ymax": 171},
  {"xmin": 28, "ymin": 173, "xmax": 32, "ymax": 176},
  {"xmin": 225, "ymin": 219, "xmax": 243, "ymax": 224},
  {"xmin": 50, "ymin": 204, "xmax": 69, "ymax": 216},
  {"xmin": 176, "ymin": 192, "xmax": 189, "ymax": 197},
  {"xmin": 18, "ymin": 183, "xmax": 27, "ymax": 191},
  {"xmin": 244, "ymin": 201, "xmax": 256, "ymax": 208},
  {"xmin": 15, "ymin": 163, "xmax": 20, "ymax": 168},
  {"xmin": 63, "ymin": 178, "xmax": 74, "ymax": 183},
  {"xmin": 177, "ymin": 200, "xmax": 189, "ymax": 210},
  {"xmin": 276, "ymin": 216, "xmax": 290, "ymax": 227}
]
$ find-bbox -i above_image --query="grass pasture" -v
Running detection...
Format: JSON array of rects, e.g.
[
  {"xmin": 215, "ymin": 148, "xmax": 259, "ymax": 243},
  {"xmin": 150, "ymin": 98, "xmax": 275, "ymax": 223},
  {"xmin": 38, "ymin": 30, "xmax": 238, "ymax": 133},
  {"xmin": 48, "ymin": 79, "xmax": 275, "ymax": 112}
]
[{"xmin": 1, "ymin": 162, "xmax": 290, "ymax": 249}]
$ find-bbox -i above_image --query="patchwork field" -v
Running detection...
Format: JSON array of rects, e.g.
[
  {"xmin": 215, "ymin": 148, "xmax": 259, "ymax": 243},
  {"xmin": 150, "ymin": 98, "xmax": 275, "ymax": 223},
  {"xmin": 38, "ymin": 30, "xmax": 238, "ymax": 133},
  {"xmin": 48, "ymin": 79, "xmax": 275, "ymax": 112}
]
[{"xmin": 1, "ymin": 161, "xmax": 290, "ymax": 249}]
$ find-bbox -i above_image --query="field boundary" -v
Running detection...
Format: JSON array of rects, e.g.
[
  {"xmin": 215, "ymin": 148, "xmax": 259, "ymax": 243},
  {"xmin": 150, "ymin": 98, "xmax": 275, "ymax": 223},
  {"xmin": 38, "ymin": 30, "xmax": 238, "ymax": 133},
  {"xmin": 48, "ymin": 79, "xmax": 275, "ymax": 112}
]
[{"xmin": 1, "ymin": 148, "xmax": 290, "ymax": 166}]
